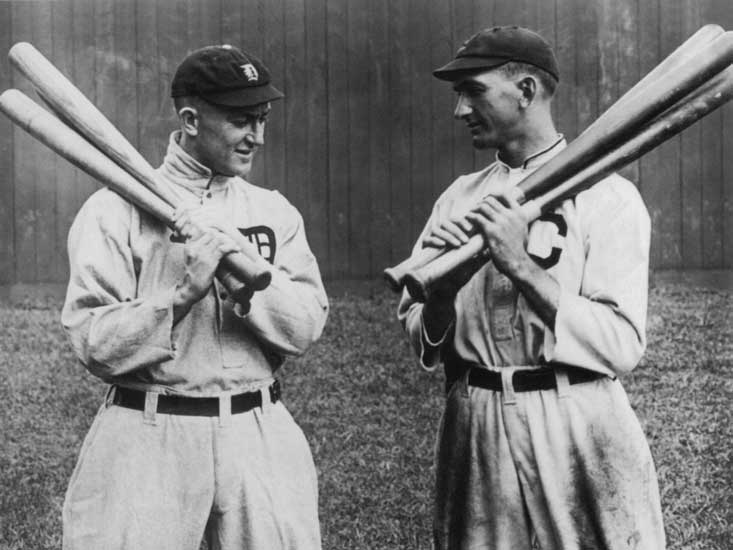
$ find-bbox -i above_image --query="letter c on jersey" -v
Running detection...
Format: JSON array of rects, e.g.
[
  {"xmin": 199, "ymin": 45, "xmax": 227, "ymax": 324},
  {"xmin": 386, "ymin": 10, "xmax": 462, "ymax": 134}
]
[{"xmin": 529, "ymin": 212, "xmax": 566, "ymax": 270}]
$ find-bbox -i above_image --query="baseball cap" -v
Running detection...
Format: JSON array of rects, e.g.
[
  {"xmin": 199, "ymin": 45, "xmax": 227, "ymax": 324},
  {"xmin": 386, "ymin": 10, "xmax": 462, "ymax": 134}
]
[
  {"xmin": 171, "ymin": 45, "xmax": 284, "ymax": 107},
  {"xmin": 433, "ymin": 26, "xmax": 559, "ymax": 82}
]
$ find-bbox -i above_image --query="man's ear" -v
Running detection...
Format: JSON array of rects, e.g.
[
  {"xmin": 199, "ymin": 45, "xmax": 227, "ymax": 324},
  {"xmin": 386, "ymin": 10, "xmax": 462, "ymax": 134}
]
[
  {"xmin": 179, "ymin": 106, "xmax": 199, "ymax": 136},
  {"xmin": 517, "ymin": 76, "xmax": 537, "ymax": 108}
]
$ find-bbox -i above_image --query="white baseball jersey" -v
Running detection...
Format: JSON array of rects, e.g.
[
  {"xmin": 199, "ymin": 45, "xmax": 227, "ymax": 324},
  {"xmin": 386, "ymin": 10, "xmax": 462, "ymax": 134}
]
[
  {"xmin": 398, "ymin": 138, "xmax": 664, "ymax": 550},
  {"xmin": 61, "ymin": 131, "xmax": 327, "ymax": 550},
  {"xmin": 62, "ymin": 131, "xmax": 329, "ymax": 396},
  {"xmin": 398, "ymin": 138, "xmax": 651, "ymax": 378}
]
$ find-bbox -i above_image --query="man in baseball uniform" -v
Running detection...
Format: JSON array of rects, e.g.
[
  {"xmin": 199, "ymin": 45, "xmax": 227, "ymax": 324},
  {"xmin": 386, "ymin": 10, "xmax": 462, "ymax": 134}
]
[
  {"xmin": 398, "ymin": 26, "xmax": 665, "ymax": 549},
  {"xmin": 61, "ymin": 45, "xmax": 328, "ymax": 550}
]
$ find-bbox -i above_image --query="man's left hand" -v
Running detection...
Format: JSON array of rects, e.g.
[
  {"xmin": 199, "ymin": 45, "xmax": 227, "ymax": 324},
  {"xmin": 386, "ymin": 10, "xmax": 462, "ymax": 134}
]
[{"xmin": 465, "ymin": 192, "xmax": 532, "ymax": 279}]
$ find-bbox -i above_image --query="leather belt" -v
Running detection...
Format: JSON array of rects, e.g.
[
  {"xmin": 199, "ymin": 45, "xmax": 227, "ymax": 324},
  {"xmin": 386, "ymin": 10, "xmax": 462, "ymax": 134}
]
[
  {"xmin": 111, "ymin": 380, "xmax": 281, "ymax": 416},
  {"xmin": 468, "ymin": 366, "xmax": 605, "ymax": 393}
]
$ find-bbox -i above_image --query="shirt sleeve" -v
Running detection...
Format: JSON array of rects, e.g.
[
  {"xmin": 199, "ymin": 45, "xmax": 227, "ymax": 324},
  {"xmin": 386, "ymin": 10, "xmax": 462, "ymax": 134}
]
[
  {"xmin": 236, "ymin": 197, "xmax": 329, "ymax": 356},
  {"xmin": 397, "ymin": 201, "xmax": 455, "ymax": 371},
  {"xmin": 542, "ymin": 176, "xmax": 651, "ymax": 376},
  {"xmin": 61, "ymin": 190, "xmax": 177, "ymax": 381}
]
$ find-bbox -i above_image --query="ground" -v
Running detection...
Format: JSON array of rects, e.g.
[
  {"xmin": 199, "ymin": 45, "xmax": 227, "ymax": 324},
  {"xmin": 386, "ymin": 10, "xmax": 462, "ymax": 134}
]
[{"xmin": 0, "ymin": 279, "xmax": 730, "ymax": 549}]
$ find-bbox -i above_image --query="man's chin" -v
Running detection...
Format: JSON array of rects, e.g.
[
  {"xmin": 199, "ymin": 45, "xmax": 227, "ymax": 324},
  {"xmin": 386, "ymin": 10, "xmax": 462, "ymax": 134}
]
[
  {"xmin": 228, "ymin": 161, "xmax": 253, "ymax": 179},
  {"xmin": 471, "ymin": 136, "xmax": 493, "ymax": 150}
]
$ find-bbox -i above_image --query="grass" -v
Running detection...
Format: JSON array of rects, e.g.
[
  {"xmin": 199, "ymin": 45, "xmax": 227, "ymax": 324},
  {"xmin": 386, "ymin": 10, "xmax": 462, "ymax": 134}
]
[{"xmin": 0, "ymin": 279, "xmax": 731, "ymax": 549}]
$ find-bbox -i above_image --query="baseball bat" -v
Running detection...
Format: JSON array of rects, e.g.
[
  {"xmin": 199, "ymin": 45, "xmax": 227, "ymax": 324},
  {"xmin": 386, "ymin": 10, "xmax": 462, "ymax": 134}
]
[
  {"xmin": 0, "ymin": 89, "xmax": 270, "ymax": 299},
  {"xmin": 402, "ymin": 64, "xmax": 733, "ymax": 302},
  {"xmin": 8, "ymin": 42, "xmax": 273, "ymax": 287},
  {"xmin": 383, "ymin": 25, "xmax": 732, "ymax": 291}
]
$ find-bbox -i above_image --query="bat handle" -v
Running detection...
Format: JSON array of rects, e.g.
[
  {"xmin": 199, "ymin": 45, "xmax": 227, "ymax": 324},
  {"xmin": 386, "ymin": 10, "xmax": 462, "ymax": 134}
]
[
  {"xmin": 215, "ymin": 265, "xmax": 254, "ymax": 310},
  {"xmin": 383, "ymin": 244, "xmax": 450, "ymax": 291},
  {"xmin": 403, "ymin": 236, "xmax": 486, "ymax": 302},
  {"xmin": 403, "ymin": 201, "xmax": 542, "ymax": 302}
]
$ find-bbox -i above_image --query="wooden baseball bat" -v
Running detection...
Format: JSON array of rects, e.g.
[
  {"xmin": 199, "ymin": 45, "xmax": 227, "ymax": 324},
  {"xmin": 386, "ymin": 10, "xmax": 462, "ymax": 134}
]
[
  {"xmin": 402, "ymin": 64, "xmax": 733, "ymax": 302},
  {"xmin": 383, "ymin": 25, "xmax": 731, "ymax": 291},
  {"xmin": 0, "ymin": 89, "xmax": 270, "ymax": 299},
  {"xmin": 8, "ymin": 42, "xmax": 273, "ymax": 290}
]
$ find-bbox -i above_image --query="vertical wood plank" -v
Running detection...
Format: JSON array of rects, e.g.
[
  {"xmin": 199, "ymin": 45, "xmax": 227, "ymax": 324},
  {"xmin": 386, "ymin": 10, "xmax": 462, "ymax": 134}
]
[
  {"xmin": 699, "ymin": 0, "xmax": 726, "ymax": 267},
  {"xmin": 723, "ymin": 98, "xmax": 733, "ymax": 268},
  {"xmin": 574, "ymin": 0, "xmax": 599, "ymax": 134},
  {"xmin": 409, "ymin": 0, "xmax": 434, "ymax": 246},
  {"xmin": 451, "ymin": 0, "xmax": 477, "ymax": 177},
  {"xmin": 263, "ymin": 0, "xmax": 286, "ymax": 194},
  {"xmin": 679, "ymin": 1, "xmax": 703, "ymax": 267},
  {"xmin": 346, "ymin": 0, "xmax": 371, "ymax": 276},
  {"xmin": 52, "ymin": 0, "xmax": 77, "ymax": 282},
  {"xmin": 493, "ymin": 0, "xmax": 520, "ymax": 26},
  {"xmin": 711, "ymin": 0, "xmax": 733, "ymax": 268},
  {"xmin": 156, "ymin": 0, "xmax": 188, "ymax": 165},
  {"xmin": 284, "ymin": 0, "xmax": 307, "ymax": 213},
  {"xmin": 114, "ymin": 0, "xmax": 138, "ymax": 148},
  {"xmin": 430, "ymin": 0, "xmax": 454, "ymax": 201},
  {"xmin": 241, "ymin": 0, "xmax": 266, "ymax": 186},
  {"xmin": 387, "ymin": 0, "xmax": 414, "ymax": 265},
  {"xmin": 655, "ymin": 0, "xmax": 684, "ymax": 268},
  {"xmin": 220, "ymin": 0, "xmax": 243, "ymax": 46},
  {"xmin": 326, "ymin": 0, "xmax": 349, "ymax": 277},
  {"xmin": 71, "ymin": 0, "xmax": 99, "ymax": 205},
  {"xmin": 303, "ymin": 0, "xmax": 329, "ymax": 270},
  {"xmin": 187, "ymin": 0, "xmax": 221, "ymax": 48},
  {"xmin": 0, "ymin": 1, "xmax": 14, "ymax": 283},
  {"xmin": 471, "ymin": 0, "xmax": 495, "ymax": 170},
  {"xmin": 136, "ymin": 0, "xmax": 160, "ymax": 166},
  {"xmin": 555, "ymin": 0, "xmax": 578, "ymax": 140},
  {"xmin": 597, "ymin": 0, "xmax": 620, "ymax": 115},
  {"xmin": 615, "ymin": 0, "xmax": 640, "ymax": 185},
  {"xmin": 11, "ymin": 1, "xmax": 37, "ymax": 284},
  {"xmin": 28, "ymin": 2, "xmax": 56, "ymax": 282},
  {"xmin": 638, "ymin": 0, "xmax": 664, "ymax": 268},
  {"xmin": 369, "ymin": 0, "xmax": 392, "ymax": 271},
  {"xmin": 534, "ymin": 0, "xmax": 555, "ymax": 42}
]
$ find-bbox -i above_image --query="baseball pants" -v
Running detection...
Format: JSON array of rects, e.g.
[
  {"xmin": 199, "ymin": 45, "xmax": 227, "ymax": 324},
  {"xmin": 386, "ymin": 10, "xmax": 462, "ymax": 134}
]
[
  {"xmin": 433, "ymin": 367, "xmax": 666, "ymax": 550},
  {"xmin": 62, "ymin": 388, "xmax": 321, "ymax": 550}
]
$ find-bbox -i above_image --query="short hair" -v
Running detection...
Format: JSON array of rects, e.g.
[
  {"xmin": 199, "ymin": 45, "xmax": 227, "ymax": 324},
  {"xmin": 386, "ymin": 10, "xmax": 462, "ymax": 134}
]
[{"xmin": 496, "ymin": 61, "xmax": 558, "ymax": 98}]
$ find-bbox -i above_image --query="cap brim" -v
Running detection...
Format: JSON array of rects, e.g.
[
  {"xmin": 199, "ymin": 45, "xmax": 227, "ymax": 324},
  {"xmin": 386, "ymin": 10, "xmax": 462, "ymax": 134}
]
[
  {"xmin": 200, "ymin": 83, "xmax": 284, "ymax": 107},
  {"xmin": 433, "ymin": 57, "xmax": 507, "ymax": 80}
]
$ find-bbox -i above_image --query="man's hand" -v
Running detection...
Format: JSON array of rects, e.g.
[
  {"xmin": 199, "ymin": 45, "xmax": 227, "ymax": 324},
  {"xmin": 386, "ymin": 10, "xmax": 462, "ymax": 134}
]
[
  {"xmin": 173, "ymin": 229, "xmax": 240, "ymax": 323},
  {"xmin": 172, "ymin": 205, "xmax": 229, "ymax": 240},
  {"xmin": 465, "ymin": 192, "xmax": 532, "ymax": 278},
  {"xmin": 422, "ymin": 200, "xmax": 474, "ymax": 249},
  {"xmin": 466, "ymin": 191, "xmax": 561, "ymax": 328}
]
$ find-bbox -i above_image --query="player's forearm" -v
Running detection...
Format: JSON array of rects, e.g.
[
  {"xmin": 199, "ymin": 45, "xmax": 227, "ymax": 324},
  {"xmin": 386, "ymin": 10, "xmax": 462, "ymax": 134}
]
[
  {"xmin": 238, "ymin": 269, "xmax": 329, "ymax": 356},
  {"xmin": 508, "ymin": 256, "xmax": 560, "ymax": 330},
  {"xmin": 62, "ymin": 286, "xmax": 177, "ymax": 378}
]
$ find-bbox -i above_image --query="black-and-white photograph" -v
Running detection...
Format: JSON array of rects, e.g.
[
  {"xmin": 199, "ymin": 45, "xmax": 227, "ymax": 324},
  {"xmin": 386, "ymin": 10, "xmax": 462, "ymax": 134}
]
[{"xmin": 0, "ymin": 1, "xmax": 730, "ymax": 549}]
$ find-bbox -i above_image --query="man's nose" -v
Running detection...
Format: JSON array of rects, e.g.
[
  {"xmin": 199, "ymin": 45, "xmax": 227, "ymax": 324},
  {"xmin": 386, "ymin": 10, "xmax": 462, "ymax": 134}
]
[
  {"xmin": 454, "ymin": 95, "xmax": 471, "ymax": 119},
  {"xmin": 245, "ymin": 122, "xmax": 265, "ymax": 146}
]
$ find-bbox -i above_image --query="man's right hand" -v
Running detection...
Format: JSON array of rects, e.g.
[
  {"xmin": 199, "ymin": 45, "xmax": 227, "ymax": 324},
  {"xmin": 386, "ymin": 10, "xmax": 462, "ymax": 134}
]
[
  {"xmin": 173, "ymin": 229, "xmax": 239, "ymax": 322},
  {"xmin": 421, "ymin": 200, "xmax": 474, "ymax": 250}
]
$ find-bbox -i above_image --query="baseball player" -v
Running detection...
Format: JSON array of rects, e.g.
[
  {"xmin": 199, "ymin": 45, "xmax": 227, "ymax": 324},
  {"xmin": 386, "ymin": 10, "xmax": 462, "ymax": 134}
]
[
  {"xmin": 61, "ymin": 45, "xmax": 328, "ymax": 550},
  {"xmin": 398, "ymin": 27, "xmax": 666, "ymax": 549}
]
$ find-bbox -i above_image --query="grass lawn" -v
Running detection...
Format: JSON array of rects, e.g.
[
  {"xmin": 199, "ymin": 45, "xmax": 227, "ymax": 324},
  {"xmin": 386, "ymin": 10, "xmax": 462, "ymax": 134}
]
[{"xmin": 0, "ymin": 279, "xmax": 731, "ymax": 549}]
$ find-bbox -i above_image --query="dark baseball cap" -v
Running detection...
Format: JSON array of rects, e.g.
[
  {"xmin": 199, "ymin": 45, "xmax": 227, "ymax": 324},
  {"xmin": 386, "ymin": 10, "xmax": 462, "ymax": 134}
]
[
  {"xmin": 171, "ymin": 45, "xmax": 284, "ymax": 107},
  {"xmin": 433, "ymin": 26, "xmax": 559, "ymax": 82}
]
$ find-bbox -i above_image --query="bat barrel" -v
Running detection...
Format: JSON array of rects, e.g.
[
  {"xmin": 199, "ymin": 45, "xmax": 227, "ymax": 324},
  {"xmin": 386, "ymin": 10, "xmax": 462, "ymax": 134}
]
[
  {"xmin": 516, "ymin": 31, "xmax": 733, "ymax": 202},
  {"xmin": 0, "ymin": 89, "xmax": 272, "ymax": 293},
  {"xmin": 402, "ymin": 65, "xmax": 733, "ymax": 301}
]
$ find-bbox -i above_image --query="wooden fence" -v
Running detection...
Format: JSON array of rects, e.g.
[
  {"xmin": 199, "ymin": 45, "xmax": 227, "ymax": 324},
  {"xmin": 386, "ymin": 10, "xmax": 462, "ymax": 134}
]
[{"xmin": 0, "ymin": 0, "xmax": 731, "ymax": 285}]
